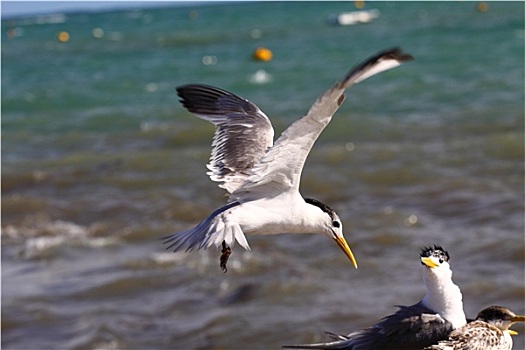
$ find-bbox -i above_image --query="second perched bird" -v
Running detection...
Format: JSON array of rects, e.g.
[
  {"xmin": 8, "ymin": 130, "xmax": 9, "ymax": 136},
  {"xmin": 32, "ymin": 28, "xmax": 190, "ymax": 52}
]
[
  {"xmin": 425, "ymin": 305, "xmax": 525, "ymax": 350},
  {"xmin": 163, "ymin": 48, "xmax": 413, "ymax": 271},
  {"xmin": 283, "ymin": 245, "xmax": 467, "ymax": 350}
]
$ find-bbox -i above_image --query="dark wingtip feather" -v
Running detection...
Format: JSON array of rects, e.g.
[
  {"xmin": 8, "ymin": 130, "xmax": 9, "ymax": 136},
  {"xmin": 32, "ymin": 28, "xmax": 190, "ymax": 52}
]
[
  {"xmin": 383, "ymin": 47, "xmax": 414, "ymax": 62},
  {"xmin": 176, "ymin": 84, "xmax": 232, "ymax": 115},
  {"xmin": 176, "ymin": 84, "xmax": 261, "ymax": 117}
]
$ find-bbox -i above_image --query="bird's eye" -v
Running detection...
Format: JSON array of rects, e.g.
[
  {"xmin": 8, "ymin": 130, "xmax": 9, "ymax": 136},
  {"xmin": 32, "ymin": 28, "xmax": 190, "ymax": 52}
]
[
  {"xmin": 332, "ymin": 221, "xmax": 340, "ymax": 228},
  {"xmin": 439, "ymin": 259, "xmax": 444, "ymax": 264}
]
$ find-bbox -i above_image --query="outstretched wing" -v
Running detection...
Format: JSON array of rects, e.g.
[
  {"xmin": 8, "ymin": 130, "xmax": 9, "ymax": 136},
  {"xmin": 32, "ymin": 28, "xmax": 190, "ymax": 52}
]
[
  {"xmin": 176, "ymin": 84, "xmax": 275, "ymax": 194},
  {"xmin": 232, "ymin": 48, "xmax": 413, "ymax": 201}
]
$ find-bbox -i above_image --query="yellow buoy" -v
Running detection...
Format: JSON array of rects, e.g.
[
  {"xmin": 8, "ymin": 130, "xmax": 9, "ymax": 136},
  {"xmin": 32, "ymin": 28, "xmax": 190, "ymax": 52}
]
[
  {"xmin": 57, "ymin": 31, "xmax": 70, "ymax": 42},
  {"xmin": 253, "ymin": 47, "xmax": 273, "ymax": 62}
]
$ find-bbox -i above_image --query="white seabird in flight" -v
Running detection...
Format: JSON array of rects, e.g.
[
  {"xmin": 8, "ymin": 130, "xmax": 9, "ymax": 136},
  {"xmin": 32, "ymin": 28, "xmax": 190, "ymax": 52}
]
[
  {"xmin": 426, "ymin": 305, "xmax": 525, "ymax": 350},
  {"xmin": 283, "ymin": 245, "xmax": 467, "ymax": 349},
  {"xmin": 163, "ymin": 48, "xmax": 413, "ymax": 272}
]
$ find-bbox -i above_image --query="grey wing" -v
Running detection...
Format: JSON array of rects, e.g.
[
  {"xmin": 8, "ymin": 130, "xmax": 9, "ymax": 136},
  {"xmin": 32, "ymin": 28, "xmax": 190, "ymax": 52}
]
[
  {"xmin": 176, "ymin": 84, "xmax": 275, "ymax": 194},
  {"xmin": 283, "ymin": 303, "xmax": 452, "ymax": 350},
  {"xmin": 234, "ymin": 48, "xmax": 413, "ymax": 201},
  {"xmin": 426, "ymin": 321, "xmax": 504, "ymax": 350}
]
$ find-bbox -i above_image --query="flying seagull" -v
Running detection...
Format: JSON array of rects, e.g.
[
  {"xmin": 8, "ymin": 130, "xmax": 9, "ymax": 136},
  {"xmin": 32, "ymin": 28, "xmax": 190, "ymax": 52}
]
[
  {"xmin": 283, "ymin": 245, "xmax": 467, "ymax": 349},
  {"xmin": 163, "ymin": 48, "xmax": 413, "ymax": 272},
  {"xmin": 425, "ymin": 305, "xmax": 525, "ymax": 350}
]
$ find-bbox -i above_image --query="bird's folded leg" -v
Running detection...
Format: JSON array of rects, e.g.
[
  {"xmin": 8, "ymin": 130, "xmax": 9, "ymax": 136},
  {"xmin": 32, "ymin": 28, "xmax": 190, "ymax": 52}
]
[{"xmin": 220, "ymin": 241, "xmax": 231, "ymax": 273}]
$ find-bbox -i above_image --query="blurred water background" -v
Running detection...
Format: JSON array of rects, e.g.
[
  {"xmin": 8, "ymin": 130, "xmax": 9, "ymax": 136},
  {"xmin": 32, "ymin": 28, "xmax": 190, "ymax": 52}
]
[{"xmin": 2, "ymin": 1, "xmax": 524, "ymax": 349}]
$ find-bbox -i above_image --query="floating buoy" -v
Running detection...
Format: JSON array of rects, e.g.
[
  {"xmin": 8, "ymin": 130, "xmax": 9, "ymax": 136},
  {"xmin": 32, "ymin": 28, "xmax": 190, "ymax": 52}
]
[
  {"xmin": 250, "ymin": 29, "xmax": 262, "ymax": 39},
  {"xmin": 189, "ymin": 10, "xmax": 199, "ymax": 20},
  {"xmin": 253, "ymin": 47, "xmax": 273, "ymax": 62},
  {"xmin": 57, "ymin": 31, "xmax": 70, "ymax": 42},
  {"xmin": 202, "ymin": 55, "xmax": 218, "ymax": 65},
  {"xmin": 92, "ymin": 27, "xmax": 104, "ymax": 39},
  {"xmin": 476, "ymin": 2, "xmax": 488, "ymax": 12},
  {"xmin": 248, "ymin": 69, "xmax": 272, "ymax": 84}
]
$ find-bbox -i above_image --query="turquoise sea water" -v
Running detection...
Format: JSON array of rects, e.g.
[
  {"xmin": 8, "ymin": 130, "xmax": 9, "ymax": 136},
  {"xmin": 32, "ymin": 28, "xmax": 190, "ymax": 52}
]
[{"xmin": 2, "ymin": 2, "xmax": 524, "ymax": 349}]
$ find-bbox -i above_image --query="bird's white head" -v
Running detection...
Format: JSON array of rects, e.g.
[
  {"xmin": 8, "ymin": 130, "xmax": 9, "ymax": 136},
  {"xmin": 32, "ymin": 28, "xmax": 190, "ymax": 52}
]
[
  {"xmin": 420, "ymin": 245, "xmax": 453, "ymax": 281},
  {"xmin": 420, "ymin": 245, "xmax": 467, "ymax": 329},
  {"xmin": 304, "ymin": 198, "xmax": 357, "ymax": 269}
]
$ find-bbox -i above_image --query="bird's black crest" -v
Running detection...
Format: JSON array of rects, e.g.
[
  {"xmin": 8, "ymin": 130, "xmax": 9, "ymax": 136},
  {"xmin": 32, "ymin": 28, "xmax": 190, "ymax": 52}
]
[
  {"xmin": 304, "ymin": 198, "xmax": 336, "ymax": 220},
  {"xmin": 420, "ymin": 245, "xmax": 450, "ymax": 262}
]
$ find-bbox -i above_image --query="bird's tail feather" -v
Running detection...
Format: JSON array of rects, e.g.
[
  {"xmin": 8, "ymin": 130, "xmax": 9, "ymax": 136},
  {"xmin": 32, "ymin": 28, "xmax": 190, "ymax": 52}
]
[
  {"xmin": 282, "ymin": 332, "xmax": 355, "ymax": 350},
  {"xmin": 162, "ymin": 201, "xmax": 250, "ymax": 252},
  {"xmin": 162, "ymin": 226, "xmax": 206, "ymax": 252},
  {"xmin": 282, "ymin": 340, "xmax": 351, "ymax": 350}
]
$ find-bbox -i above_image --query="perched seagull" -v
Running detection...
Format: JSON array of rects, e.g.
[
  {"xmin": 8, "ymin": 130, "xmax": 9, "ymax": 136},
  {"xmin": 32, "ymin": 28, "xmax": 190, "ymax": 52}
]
[
  {"xmin": 163, "ymin": 48, "xmax": 413, "ymax": 272},
  {"xmin": 283, "ymin": 245, "xmax": 467, "ymax": 349},
  {"xmin": 425, "ymin": 305, "xmax": 525, "ymax": 350}
]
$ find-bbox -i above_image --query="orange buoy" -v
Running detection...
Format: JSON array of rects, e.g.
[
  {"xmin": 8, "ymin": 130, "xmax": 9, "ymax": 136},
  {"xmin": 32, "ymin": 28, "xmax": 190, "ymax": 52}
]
[
  {"xmin": 57, "ymin": 31, "xmax": 70, "ymax": 42},
  {"xmin": 476, "ymin": 2, "xmax": 488, "ymax": 12},
  {"xmin": 253, "ymin": 47, "xmax": 273, "ymax": 62}
]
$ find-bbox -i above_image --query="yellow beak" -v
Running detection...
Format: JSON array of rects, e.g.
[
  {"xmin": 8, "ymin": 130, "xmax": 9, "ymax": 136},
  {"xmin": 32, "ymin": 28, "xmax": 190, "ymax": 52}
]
[
  {"xmin": 334, "ymin": 236, "xmax": 358, "ymax": 269},
  {"xmin": 511, "ymin": 314, "xmax": 525, "ymax": 323},
  {"xmin": 421, "ymin": 256, "xmax": 439, "ymax": 268},
  {"xmin": 507, "ymin": 330, "xmax": 519, "ymax": 336}
]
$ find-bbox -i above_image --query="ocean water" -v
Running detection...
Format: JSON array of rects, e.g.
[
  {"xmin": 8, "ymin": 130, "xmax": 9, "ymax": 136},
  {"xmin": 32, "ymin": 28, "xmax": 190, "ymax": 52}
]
[{"xmin": 2, "ymin": 1, "xmax": 524, "ymax": 349}]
